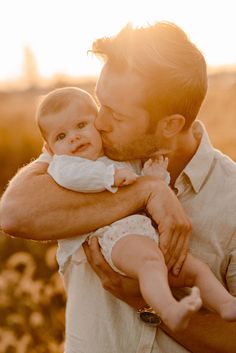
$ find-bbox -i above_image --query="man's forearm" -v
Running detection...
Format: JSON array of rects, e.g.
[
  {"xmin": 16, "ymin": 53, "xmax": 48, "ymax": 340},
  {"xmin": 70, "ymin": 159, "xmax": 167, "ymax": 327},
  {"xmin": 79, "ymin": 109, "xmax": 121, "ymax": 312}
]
[
  {"xmin": 161, "ymin": 310, "xmax": 236, "ymax": 353},
  {"xmin": 0, "ymin": 161, "xmax": 150, "ymax": 241}
]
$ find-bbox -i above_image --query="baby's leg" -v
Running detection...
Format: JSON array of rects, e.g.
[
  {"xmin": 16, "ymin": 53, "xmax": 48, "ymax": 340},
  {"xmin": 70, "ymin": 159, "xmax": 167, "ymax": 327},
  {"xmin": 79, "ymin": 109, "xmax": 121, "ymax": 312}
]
[
  {"xmin": 169, "ymin": 254, "xmax": 236, "ymax": 321},
  {"xmin": 112, "ymin": 235, "xmax": 202, "ymax": 332}
]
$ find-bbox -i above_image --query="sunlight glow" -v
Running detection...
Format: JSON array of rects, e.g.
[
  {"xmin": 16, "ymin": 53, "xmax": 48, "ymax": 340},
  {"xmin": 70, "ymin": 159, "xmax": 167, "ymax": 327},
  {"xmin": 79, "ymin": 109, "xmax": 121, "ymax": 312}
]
[{"xmin": 1, "ymin": 0, "xmax": 236, "ymax": 83}]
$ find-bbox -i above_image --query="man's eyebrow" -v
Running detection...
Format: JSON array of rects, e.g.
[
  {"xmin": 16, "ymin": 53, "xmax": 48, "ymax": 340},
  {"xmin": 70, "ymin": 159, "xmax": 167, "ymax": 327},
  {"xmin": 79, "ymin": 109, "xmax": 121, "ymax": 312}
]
[
  {"xmin": 94, "ymin": 90, "xmax": 125, "ymax": 115},
  {"xmin": 103, "ymin": 105, "xmax": 122, "ymax": 115}
]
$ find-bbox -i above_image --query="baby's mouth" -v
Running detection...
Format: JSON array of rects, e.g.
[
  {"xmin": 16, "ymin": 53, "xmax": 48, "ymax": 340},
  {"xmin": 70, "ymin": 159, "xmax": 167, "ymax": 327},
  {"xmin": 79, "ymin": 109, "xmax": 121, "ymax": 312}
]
[{"xmin": 72, "ymin": 143, "xmax": 90, "ymax": 154}]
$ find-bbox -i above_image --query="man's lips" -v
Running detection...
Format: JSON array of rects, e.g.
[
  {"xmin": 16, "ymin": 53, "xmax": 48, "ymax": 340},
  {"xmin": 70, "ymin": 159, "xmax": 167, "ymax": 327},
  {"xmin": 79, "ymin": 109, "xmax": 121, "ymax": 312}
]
[{"xmin": 72, "ymin": 143, "xmax": 90, "ymax": 154}]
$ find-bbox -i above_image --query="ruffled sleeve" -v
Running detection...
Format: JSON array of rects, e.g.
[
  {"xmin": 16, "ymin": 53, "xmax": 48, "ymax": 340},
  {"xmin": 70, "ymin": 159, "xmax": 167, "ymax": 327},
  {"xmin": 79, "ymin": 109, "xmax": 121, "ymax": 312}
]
[
  {"xmin": 47, "ymin": 154, "xmax": 118, "ymax": 193},
  {"xmin": 36, "ymin": 150, "xmax": 53, "ymax": 164}
]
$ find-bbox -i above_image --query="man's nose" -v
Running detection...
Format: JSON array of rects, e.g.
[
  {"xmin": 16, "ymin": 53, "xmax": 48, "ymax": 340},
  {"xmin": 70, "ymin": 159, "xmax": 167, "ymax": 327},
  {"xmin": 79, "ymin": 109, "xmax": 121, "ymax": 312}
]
[{"xmin": 95, "ymin": 107, "xmax": 112, "ymax": 132}]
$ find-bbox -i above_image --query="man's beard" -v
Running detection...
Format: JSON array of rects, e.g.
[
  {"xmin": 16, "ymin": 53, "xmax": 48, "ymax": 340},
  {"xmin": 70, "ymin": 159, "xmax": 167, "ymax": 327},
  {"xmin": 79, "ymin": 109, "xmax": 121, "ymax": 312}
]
[{"xmin": 103, "ymin": 135, "xmax": 162, "ymax": 161}]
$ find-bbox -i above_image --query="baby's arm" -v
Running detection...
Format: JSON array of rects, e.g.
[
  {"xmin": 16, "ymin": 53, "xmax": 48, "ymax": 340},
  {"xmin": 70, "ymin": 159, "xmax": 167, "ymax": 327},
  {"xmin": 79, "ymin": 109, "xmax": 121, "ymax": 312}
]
[{"xmin": 142, "ymin": 155, "xmax": 170, "ymax": 184}]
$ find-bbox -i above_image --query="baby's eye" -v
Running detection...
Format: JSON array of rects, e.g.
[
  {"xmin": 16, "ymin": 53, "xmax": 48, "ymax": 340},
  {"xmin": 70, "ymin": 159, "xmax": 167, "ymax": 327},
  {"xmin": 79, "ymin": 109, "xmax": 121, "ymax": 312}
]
[
  {"xmin": 57, "ymin": 132, "xmax": 66, "ymax": 140},
  {"xmin": 77, "ymin": 122, "xmax": 87, "ymax": 129}
]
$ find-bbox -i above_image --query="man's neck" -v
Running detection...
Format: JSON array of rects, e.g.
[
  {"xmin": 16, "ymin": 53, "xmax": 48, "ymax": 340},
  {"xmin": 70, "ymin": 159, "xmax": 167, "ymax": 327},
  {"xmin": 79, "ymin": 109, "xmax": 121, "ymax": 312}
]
[{"xmin": 168, "ymin": 126, "xmax": 201, "ymax": 187}]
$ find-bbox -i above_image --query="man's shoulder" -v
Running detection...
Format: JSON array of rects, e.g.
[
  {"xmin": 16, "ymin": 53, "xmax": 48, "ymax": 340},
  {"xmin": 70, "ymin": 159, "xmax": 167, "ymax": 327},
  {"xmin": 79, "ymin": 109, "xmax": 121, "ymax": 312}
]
[
  {"xmin": 214, "ymin": 149, "xmax": 236, "ymax": 177},
  {"xmin": 212, "ymin": 150, "xmax": 236, "ymax": 206}
]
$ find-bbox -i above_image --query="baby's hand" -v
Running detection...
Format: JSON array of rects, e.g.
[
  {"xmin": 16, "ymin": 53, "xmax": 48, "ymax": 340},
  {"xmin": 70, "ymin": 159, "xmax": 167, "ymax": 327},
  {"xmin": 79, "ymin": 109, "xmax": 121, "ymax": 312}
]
[
  {"xmin": 143, "ymin": 155, "xmax": 168, "ymax": 180},
  {"xmin": 114, "ymin": 168, "xmax": 137, "ymax": 187}
]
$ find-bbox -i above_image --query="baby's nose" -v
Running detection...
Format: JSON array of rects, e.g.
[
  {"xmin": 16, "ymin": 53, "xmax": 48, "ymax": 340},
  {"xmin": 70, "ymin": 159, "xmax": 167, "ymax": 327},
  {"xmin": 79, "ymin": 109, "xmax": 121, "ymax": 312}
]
[{"xmin": 69, "ymin": 131, "xmax": 80, "ymax": 143}]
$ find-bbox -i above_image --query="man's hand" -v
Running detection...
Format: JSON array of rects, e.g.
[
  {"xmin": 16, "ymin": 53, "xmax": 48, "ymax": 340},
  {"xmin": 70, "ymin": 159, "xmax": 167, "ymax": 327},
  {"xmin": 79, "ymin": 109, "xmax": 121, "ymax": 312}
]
[
  {"xmin": 160, "ymin": 310, "xmax": 236, "ymax": 353},
  {"xmin": 145, "ymin": 179, "xmax": 191, "ymax": 275},
  {"xmin": 82, "ymin": 237, "xmax": 146, "ymax": 309}
]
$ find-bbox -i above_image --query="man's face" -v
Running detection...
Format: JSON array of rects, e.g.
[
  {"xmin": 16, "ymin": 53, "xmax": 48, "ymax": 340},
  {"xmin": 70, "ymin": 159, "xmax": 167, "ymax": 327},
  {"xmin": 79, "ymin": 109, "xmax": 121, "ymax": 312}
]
[{"xmin": 95, "ymin": 65, "xmax": 162, "ymax": 161}]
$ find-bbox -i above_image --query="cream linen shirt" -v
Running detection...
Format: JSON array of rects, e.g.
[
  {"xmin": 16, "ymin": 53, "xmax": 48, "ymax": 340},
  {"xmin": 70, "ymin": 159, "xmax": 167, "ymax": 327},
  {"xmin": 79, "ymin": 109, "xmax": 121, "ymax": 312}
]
[{"xmin": 63, "ymin": 121, "xmax": 236, "ymax": 353}]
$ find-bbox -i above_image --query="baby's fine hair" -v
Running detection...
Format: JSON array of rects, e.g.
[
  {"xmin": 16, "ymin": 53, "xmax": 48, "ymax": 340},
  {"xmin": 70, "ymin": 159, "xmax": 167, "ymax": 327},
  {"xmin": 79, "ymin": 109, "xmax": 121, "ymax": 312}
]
[
  {"xmin": 37, "ymin": 87, "xmax": 97, "ymax": 120},
  {"xmin": 36, "ymin": 87, "xmax": 97, "ymax": 138}
]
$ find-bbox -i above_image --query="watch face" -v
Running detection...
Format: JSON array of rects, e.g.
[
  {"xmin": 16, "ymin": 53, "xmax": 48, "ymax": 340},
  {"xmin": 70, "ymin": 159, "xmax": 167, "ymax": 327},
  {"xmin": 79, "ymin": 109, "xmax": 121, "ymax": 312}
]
[{"xmin": 140, "ymin": 311, "xmax": 162, "ymax": 326}]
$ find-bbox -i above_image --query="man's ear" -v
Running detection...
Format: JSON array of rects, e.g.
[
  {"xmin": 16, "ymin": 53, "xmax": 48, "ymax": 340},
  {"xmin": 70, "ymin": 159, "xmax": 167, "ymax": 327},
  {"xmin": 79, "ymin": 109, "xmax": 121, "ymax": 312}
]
[{"xmin": 159, "ymin": 114, "xmax": 186, "ymax": 138}]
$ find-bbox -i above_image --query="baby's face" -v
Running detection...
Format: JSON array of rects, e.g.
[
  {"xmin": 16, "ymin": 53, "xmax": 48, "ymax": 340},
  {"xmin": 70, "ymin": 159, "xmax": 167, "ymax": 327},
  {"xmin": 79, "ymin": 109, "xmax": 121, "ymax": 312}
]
[{"xmin": 42, "ymin": 99, "xmax": 103, "ymax": 160}]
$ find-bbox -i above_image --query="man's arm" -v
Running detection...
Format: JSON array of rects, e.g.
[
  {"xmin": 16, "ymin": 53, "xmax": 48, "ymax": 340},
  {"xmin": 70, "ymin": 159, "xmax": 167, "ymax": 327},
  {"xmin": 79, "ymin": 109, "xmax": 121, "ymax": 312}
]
[
  {"xmin": 0, "ymin": 160, "xmax": 189, "ymax": 243},
  {"xmin": 0, "ymin": 161, "xmax": 144, "ymax": 240},
  {"xmin": 161, "ymin": 311, "xmax": 236, "ymax": 353}
]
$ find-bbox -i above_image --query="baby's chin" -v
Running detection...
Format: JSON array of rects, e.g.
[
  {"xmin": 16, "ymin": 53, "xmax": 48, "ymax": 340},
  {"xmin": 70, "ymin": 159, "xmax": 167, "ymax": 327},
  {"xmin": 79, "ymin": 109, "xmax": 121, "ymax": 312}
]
[
  {"xmin": 103, "ymin": 146, "xmax": 131, "ymax": 161},
  {"xmin": 98, "ymin": 149, "xmax": 104, "ymax": 157}
]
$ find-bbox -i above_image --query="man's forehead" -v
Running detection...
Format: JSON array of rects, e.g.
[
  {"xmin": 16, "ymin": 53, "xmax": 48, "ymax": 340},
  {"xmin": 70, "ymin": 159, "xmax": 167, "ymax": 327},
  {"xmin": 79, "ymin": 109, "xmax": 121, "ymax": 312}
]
[{"xmin": 96, "ymin": 65, "xmax": 147, "ymax": 111}]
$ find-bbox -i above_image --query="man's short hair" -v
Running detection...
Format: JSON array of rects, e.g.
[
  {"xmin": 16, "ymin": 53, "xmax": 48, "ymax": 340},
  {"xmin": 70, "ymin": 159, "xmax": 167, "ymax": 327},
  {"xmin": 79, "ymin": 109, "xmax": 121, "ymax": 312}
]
[{"xmin": 92, "ymin": 22, "xmax": 207, "ymax": 128}]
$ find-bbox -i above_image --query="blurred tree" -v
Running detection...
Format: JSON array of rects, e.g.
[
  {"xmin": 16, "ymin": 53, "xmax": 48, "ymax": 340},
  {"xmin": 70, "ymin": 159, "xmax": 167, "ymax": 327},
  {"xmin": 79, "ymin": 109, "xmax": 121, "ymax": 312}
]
[{"xmin": 23, "ymin": 46, "xmax": 40, "ymax": 88}]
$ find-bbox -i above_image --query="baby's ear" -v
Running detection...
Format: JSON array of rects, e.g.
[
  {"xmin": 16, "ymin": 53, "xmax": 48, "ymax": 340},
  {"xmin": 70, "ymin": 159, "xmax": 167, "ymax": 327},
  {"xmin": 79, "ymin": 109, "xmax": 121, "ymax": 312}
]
[{"xmin": 42, "ymin": 142, "xmax": 53, "ymax": 156}]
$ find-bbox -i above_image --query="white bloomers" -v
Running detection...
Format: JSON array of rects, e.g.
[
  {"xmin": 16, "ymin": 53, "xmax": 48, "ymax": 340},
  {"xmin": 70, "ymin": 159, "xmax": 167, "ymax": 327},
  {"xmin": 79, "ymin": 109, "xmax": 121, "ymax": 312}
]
[
  {"xmin": 57, "ymin": 214, "xmax": 159, "ymax": 276},
  {"xmin": 90, "ymin": 214, "xmax": 159, "ymax": 275}
]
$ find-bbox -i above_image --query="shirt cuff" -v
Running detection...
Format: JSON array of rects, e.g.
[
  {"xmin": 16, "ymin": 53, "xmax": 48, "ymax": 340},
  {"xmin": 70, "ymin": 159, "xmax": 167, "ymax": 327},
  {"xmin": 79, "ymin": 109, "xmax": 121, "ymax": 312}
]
[
  {"xmin": 36, "ymin": 151, "xmax": 53, "ymax": 164},
  {"xmin": 103, "ymin": 164, "xmax": 118, "ymax": 193}
]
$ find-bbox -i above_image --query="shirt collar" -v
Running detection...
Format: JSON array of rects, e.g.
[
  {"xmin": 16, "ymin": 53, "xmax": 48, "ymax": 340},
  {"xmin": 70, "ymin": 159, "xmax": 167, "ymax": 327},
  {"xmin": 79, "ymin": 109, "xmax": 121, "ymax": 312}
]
[{"xmin": 179, "ymin": 121, "xmax": 215, "ymax": 193}]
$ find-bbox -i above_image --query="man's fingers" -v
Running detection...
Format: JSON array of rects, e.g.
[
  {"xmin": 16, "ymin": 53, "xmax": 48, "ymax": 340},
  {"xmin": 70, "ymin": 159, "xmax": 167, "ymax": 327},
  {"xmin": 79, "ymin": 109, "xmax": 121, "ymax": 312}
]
[
  {"xmin": 82, "ymin": 239, "xmax": 92, "ymax": 261},
  {"xmin": 166, "ymin": 231, "xmax": 185, "ymax": 270},
  {"xmin": 83, "ymin": 237, "xmax": 118, "ymax": 278},
  {"xmin": 165, "ymin": 226, "xmax": 189, "ymax": 273},
  {"xmin": 172, "ymin": 252, "xmax": 187, "ymax": 276},
  {"xmin": 165, "ymin": 229, "xmax": 181, "ymax": 269},
  {"xmin": 158, "ymin": 216, "xmax": 175, "ymax": 255},
  {"xmin": 83, "ymin": 237, "xmax": 106, "ymax": 272},
  {"xmin": 158, "ymin": 215, "xmax": 190, "ymax": 268},
  {"xmin": 82, "ymin": 238, "xmax": 99, "ymax": 272},
  {"xmin": 83, "ymin": 237, "xmax": 125, "ymax": 294},
  {"xmin": 172, "ymin": 236, "xmax": 189, "ymax": 275},
  {"xmin": 159, "ymin": 230, "xmax": 173, "ymax": 264}
]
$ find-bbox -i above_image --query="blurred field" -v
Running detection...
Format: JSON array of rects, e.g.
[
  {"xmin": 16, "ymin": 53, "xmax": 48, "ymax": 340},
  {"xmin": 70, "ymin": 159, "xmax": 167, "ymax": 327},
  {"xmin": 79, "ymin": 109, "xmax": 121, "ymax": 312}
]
[
  {"xmin": 0, "ymin": 78, "xmax": 95, "ymax": 353},
  {"xmin": 0, "ymin": 71, "xmax": 236, "ymax": 352}
]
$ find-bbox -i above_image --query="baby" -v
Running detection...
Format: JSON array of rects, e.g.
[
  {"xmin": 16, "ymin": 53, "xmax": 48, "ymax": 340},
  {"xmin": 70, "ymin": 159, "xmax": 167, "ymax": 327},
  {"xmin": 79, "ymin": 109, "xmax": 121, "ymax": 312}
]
[{"xmin": 36, "ymin": 86, "xmax": 236, "ymax": 332}]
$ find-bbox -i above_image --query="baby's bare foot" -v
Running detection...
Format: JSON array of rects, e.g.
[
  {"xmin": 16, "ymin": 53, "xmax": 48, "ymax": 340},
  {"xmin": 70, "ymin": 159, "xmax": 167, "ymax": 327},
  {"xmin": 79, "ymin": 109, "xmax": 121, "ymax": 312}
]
[{"xmin": 163, "ymin": 287, "xmax": 202, "ymax": 332}]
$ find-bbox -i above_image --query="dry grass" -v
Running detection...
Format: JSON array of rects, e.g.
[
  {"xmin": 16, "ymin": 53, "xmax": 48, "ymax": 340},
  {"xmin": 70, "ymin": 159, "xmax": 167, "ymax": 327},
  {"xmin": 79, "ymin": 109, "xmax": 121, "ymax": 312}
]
[
  {"xmin": 0, "ymin": 79, "xmax": 95, "ymax": 353},
  {"xmin": 198, "ymin": 72, "xmax": 236, "ymax": 160},
  {"xmin": 0, "ymin": 72, "xmax": 235, "ymax": 352},
  {"xmin": 0, "ymin": 239, "xmax": 65, "ymax": 353}
]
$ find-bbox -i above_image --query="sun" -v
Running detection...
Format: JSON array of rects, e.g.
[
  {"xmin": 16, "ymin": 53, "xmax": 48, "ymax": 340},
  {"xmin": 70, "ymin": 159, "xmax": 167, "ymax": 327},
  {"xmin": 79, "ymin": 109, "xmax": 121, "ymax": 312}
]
[{"xmin": 0, "ymin": 0, "xmax": 236, "ymax": 83}]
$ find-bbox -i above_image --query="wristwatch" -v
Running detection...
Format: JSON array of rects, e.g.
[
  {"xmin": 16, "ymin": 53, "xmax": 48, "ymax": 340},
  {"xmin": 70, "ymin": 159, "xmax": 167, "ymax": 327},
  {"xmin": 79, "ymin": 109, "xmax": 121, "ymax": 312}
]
[{"xmin": 138, "ymin": 306, "xmax": 162, "ymax": 326}]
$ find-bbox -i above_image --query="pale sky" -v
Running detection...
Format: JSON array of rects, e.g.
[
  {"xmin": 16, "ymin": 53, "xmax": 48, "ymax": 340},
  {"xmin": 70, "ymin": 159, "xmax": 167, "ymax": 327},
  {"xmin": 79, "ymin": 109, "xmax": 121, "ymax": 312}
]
[{"xmin": 1, "ymin": 0, "xmax": 236, "ymax": 82}]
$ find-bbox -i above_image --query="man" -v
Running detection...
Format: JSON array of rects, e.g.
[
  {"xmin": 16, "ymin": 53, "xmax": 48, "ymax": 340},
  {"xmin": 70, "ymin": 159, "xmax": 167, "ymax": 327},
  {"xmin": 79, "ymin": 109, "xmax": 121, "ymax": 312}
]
[{"xmin": 1, "ymin": 22, "xmax": 236, "ymax": 353}]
